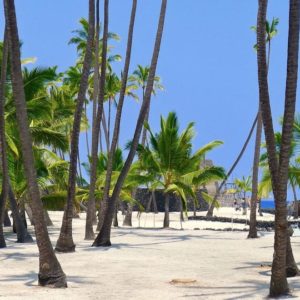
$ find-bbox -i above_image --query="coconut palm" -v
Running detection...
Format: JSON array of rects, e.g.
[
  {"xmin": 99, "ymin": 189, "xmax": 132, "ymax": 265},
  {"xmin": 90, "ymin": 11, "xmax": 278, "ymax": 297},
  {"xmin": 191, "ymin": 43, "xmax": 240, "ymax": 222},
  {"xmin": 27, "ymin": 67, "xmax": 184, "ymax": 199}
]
[
  {"xmin": 93, "ymin": 0, "xmax": 168, "ymax": 247},
  {"xmin": 55, "ymin": 0, "xmax": 95, "ymax": 253},
  {"xmin": 256, "ymin": 0, "xmax": 300, "ymax": 296},
  {"xmin": 135, "ymin": 112, "xmax": 224, "ymax": 228},
  {"xmin": 129, "ymin": 65, "xmax": 163, "ymax": 146},
  {"xmin": 4, "ymin": 0, "xmax": 66, "ymax": 287},
  {"xmin": 248, "ymin": 17, "xmax": 279, "ymax": 239}
]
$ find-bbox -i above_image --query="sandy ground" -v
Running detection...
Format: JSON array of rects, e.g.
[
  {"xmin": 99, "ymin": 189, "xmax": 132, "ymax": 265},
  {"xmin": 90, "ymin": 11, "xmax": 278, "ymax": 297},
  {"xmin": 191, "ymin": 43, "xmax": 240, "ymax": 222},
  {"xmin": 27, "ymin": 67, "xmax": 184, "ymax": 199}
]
[{"xmin": 1, "ymin": 209, "xmax": 300, "ymax": 300}]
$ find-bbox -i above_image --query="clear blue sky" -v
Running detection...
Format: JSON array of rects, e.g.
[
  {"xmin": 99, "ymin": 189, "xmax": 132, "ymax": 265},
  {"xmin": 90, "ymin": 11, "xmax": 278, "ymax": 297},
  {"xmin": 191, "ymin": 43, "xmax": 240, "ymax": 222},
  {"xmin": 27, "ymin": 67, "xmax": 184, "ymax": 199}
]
[{"xmin": 1, "ymin": 1, "xmax": 299, "ymax": 198}]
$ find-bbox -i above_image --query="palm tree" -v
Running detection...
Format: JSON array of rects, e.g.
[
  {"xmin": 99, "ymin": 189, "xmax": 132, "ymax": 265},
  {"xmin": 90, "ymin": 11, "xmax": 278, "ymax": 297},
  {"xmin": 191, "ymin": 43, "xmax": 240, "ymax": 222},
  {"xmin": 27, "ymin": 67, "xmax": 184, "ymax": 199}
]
[
  {"xmin": 136, "ymin": 112, "xmax": 224, "ymax": 227},
  {"xmin": 3, "ymin": 0, "xmax": 66, "ymax": 287},
  {"xmin": 0, "ymin": 28, "xmax": 8, "ymax": 248},
  {"xmin": 234, "ymin": 176, "xmax": 252, "ymax": 215},
  {"xmin": 85, "ymin": 0, "xmax": 109, "ymax": 240},
  {"xmin": 256, "ymin": 0, "xmax": 300, "ymax": 296},
  {"xmin": 129, "ymin": 65, "xmax": 163, "ymax": 145},
  {"xmin": 93, "ymin": 0, "xmax": 168, "ymax": 247},
  {"xmin": 248, "ymin": 17, "xmax": 279, "ymax": 239}
]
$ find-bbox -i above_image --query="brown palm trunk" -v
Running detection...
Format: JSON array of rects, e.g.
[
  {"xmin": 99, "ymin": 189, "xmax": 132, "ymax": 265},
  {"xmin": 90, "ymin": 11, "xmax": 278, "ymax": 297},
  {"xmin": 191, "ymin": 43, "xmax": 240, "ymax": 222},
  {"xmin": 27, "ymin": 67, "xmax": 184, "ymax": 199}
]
[
  {"xmin": 163, "ymin": 193, "xmax": 170, "ymax": 228},
  {"xmin": 93, "ymin": 0, "xmax": 167, "ymax": 247},
  {"xmin": 0, "ymin": 27, "xmax": 9, "ymax": 248},
  {"xmin": 85, "ymin": 0, "xmax": 109, "ymax": 240},
  {"xmin": 4, "ymin": 0, "xmax": 66, "ymax": 286},
  {"xmin": 248, "ymin": 112, "xmax": 262, "ymax": 238},
  {"xmin": 3, "ymin": 209, "xmax": 11, "ymax": 226},
  {"xmin": 94, "ymin": 0, "xmax": 138, "ymax": 238},
  {"xmin": 8, "ymin": 186, "xmax": 33, "ymax": 242},
  {"xmin": 85, "ymin": 0, "xmax": 101, "ymax": 240},
  {"xmin": 291, "ymin": 183, "xmax": 299, "ymax": 219},
  {"xmin": 56, "ymin": 0, "xmax": 95, "ymax": 252},
  {"xmin": 207, "ymin": 113, "xmax": 258, "ymax": 217},
  {"xmin": 249, "ymin": 36, "xmax": 272, "ymax": 239},
  {"xmin": 123, "ymin": 203, "xmax": 133, "ymax": 226},
  {"xmin": 256, "ymin": 0, "xmax": 300, "ymax": 296}
]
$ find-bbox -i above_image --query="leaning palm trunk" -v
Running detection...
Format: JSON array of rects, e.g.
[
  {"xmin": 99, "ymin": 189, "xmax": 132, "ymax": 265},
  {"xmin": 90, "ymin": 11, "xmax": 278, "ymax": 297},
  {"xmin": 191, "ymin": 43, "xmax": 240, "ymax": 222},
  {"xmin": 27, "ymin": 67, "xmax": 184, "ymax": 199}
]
[
  {"xmin": 56, "ymin": 0, "xmax": 95, "ymax": 252},
  {"xmin": 85, "ymin": 0, "xmax": 102, "ymax": 240},
  {"xmin": 256, "ymin": 0, "xmax": 300, "ymax": 296},
  {"xmin": 207, "ymin": 114, "xmax": 258, "ymax": 217},
  {"xmin": 248, "ymin": 110, "xmax": 262, "ymax": 238},
  {"xmin": 4, "ymin": 0, "xmax": 66, "ymax": 286},
  {"xmin": 85, "ymin": 0, "xmax": 109, "ymax": 239},
  {"xmin": 1, "ymin": 28, "xmax": 32, "ymax": 244},
  {"xmin": 0, "ymin": 27, "xmax": 9, "ymax": 248},
  {"xmin": 249, "ymin": 36, "xmax": 272, "ymax": 238},
  {"xmin": 93, "ymin": 0, "xmax": 167, "ymax": 247},
  {"xmin": 93, "ymin": 0, "xmax": 138, "ymax": 238}
]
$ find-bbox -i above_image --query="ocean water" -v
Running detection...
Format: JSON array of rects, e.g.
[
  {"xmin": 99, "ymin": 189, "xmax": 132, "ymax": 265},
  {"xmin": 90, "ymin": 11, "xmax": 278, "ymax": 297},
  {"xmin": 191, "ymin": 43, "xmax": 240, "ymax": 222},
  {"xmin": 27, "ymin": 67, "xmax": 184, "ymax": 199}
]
[
  {"xmin": 261, "ymin": 200, "xmax": 293, "ymax": 209},
  {"xmin": 261, "ymin": 200, "xmax": 275, "ymax": 209}
]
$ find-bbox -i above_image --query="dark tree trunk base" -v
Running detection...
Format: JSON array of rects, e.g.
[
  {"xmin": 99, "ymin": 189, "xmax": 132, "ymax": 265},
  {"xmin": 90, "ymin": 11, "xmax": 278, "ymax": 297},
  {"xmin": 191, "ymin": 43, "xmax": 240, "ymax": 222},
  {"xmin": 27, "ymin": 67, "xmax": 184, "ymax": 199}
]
[
  {"xmin": 3, "ymin": 210, "xmax": 11, "ymax": 227},
  {"xmin": 55, "ymin": 244, "xmax": 76, "ymax": 253},
  {"xmin": 17, "ymin": 233, "xmax": 34, "ymax": 243},
  {"xmin": 92, "ymin": 240, "xmax": 111, "ymax": 247},
  {"xmin": 0, "ymin": 236, "xmax": 6, "ymax": 248},
  {"xmin": 38, "ymin": 273, "xmax": 67, "ymax": 288},
  {"xmin": 286, "ymin": 266, "xmax": 299, "ymax": 277},
  {"xmin": 84, "ymin": 234, "xmax": 95, "ymax": 241},
  {"xmin": 247, "ymin": 232, "xmax": 258, "ymax": 239}
]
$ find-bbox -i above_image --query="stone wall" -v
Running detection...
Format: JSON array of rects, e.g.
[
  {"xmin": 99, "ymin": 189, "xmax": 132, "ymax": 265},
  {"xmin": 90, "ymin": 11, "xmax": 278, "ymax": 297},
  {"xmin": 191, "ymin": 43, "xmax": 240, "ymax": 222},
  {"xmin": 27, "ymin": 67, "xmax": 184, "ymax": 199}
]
[{"xmin": 132, "ymin": 188, "xmax": 209, "ymax": 212}]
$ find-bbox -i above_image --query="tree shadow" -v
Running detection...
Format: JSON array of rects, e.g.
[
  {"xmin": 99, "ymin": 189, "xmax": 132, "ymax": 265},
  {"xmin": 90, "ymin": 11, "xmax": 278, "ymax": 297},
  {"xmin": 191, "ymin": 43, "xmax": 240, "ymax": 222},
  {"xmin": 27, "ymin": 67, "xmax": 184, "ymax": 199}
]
[{"xmin": 0, "ymin": 251, "xmax": 38, "ymax": 261}]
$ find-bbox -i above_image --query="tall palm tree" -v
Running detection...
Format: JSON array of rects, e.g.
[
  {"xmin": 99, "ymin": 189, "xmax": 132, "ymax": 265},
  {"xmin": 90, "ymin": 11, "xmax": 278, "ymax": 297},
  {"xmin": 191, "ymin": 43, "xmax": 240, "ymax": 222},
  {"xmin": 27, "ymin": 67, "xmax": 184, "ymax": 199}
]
[
  {"xmin": 256, "ymin": 0, "xmax": 300, "ymax": 296},
  {"xmin": 0, "ymin": 28, "xmax": 8, "ymax": 248},
  {"xmin": 137, "ymin": 112, "xmax": 225, "ymax": 227},
  {"xmin": 85, "ymin": 0, "xmax": 109, "ymax": 240},
  {"xmin": 3, "ymin": 0, "xmax": 66, "ymax": 287},
  {"xmin": 248, "ymin": 17, "xmax": 279, "ymax": 239},
  {"xmin": 55, "ymin": 0, "xmax": 95, "ymax": 253},
  {"xmin": 92, "ymin": 0, "xmax": 138, "ymax": 235},
  {"xmin": 93, "ymin": 0, "xmax": 168, "ymax": 247}
]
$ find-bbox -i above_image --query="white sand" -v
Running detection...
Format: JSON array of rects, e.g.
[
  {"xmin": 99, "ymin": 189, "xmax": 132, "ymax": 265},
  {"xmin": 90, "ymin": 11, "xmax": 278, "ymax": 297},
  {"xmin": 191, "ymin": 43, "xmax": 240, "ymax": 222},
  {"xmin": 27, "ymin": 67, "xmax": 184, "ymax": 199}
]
[{"xmin": 1, "ymin": 210, "xmax": 300, "ymax": 300}]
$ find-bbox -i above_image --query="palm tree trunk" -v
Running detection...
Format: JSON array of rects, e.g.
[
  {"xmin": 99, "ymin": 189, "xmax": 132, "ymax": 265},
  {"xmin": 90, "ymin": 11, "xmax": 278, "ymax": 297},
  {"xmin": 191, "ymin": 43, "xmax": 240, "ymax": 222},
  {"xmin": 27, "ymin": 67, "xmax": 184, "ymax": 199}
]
[
  {"xmin": 0, "ymin": 193, "xmax": 6, "ymax": 248},
  {"xmin": 8, "ymin": 186, "xmax": 33, "ymax": 242},
  {"xmin": 93, "ymin": 0, "xmax": 166, "ymax": 247},
  {"xmin": 4, "ymin": 0, "xmax": 66, "ymax": 286},
  {"xmin": 85, "ymin": 0, "xmax": 108, "ymax": 240},
  {"xmin": 113, "ymin": 201, "xmax": 118, "ymax": 227},
  {"xmin": 94, "ymin": 0, "xmax": 138, "ymax": 237},
  {"xmin": 85, "ymin": 0, "xmax": 100, "ymax": 240},
  {"xmin": 1, "ymin": 27, "xmax": 32, "ymax": 244},
  {"xmin": 207, "ymin": 113, "xmax": 258, "ymax": 217},
  {"xmin": 123, "ymin": 203, "xmax": 133, "ymax": 226},
  {"xmin": 286, "ymin": 234, "xmax": 299, "ymax": 277},
  {"xmin": 141, "ymin": 104, "xmax": 150, "ymax": 146},
  {"xmin": 102, "ymin": 110, "xmax": 110, "ymax": 153},
  {"xmin": 84, "ymin": 101, "xmax": 90, "ymax": 157},
  {"xmin": 256, "ymin": 0, "xmax": 300, "ymax": 296},
  {"xmin": 249, "ymin": 35, "xmax": 272, "ymax": 239},
  {"xmin": 163, "ymin": 193, "xmax": 170, "ymax": 228},
  {"xmin": 0, "ymin": 26, "xmax": 8, "ymax": 249},
  {"xmin": 108, "ymin": 99, "xmax": 111, "ymax": 148},
  {"xmin": 55, "ymin": 0, "xmax": 95, "ymax": 252},
  {"xmin": 4, "ymin": 209, "xmax": 11, "ymax": 226},
  {"xmin": 248, "ymin": 111, "xmax": 262, "ymax": 238},
  {"xmin": 291, "ymin": 182, "xmax": 299, "ymax": 219}
]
